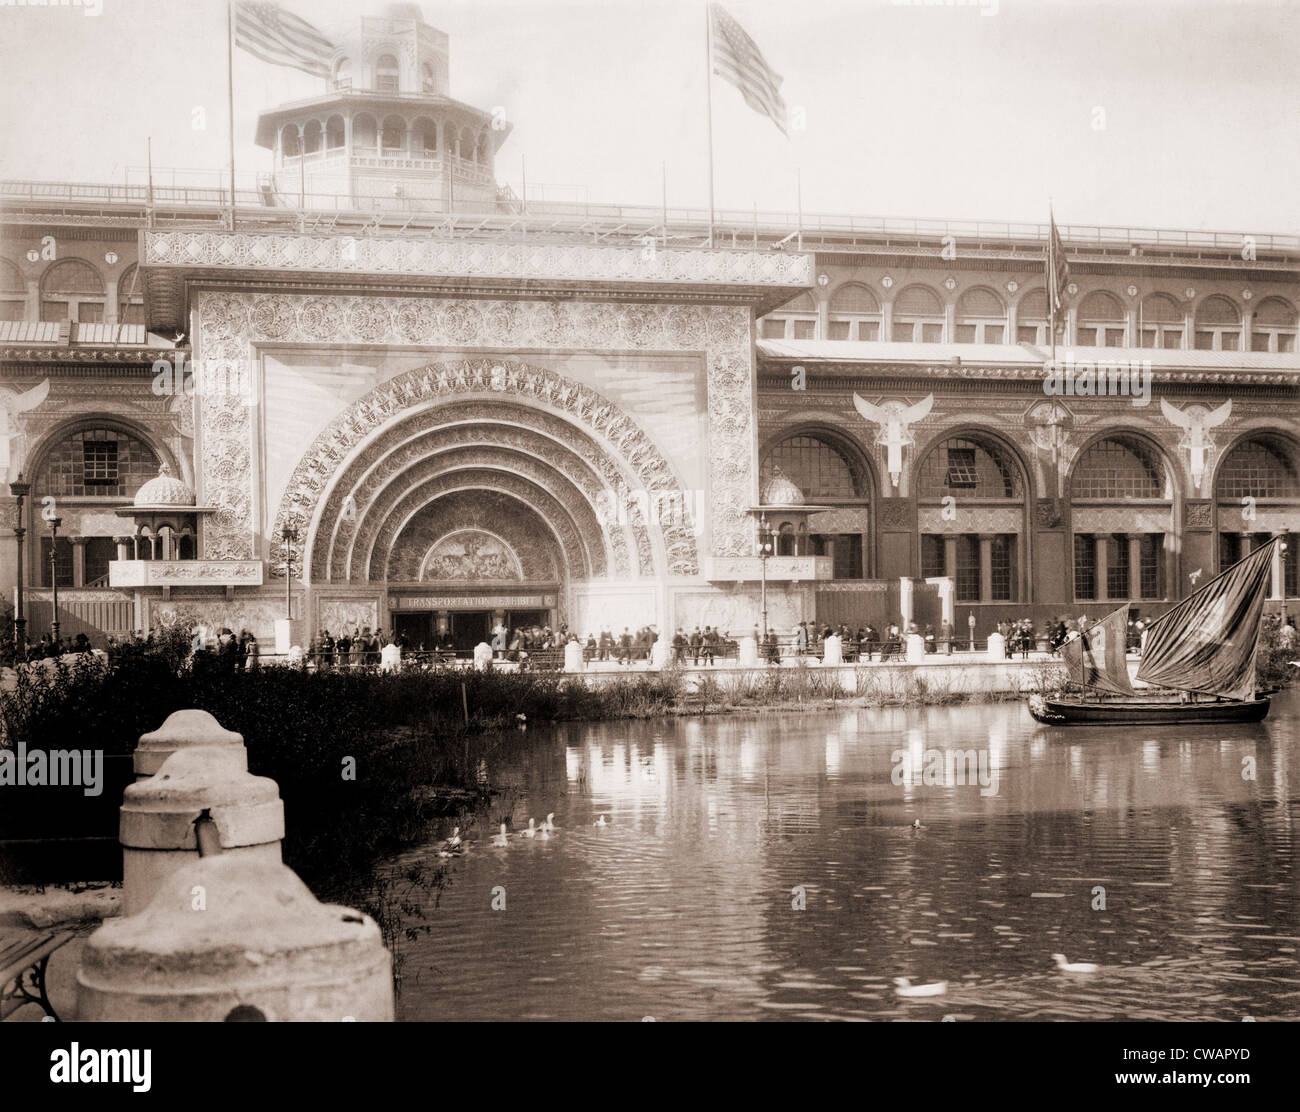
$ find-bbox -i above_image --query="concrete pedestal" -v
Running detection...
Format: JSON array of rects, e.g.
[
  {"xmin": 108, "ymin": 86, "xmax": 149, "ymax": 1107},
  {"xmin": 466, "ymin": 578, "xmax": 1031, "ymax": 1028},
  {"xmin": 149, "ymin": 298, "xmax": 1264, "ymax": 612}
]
[
  {"xmin": 119, "ymin": 745, "xmax": 284, "ymax": 916},
  {"xmin": 738, "ymin": 636, "xmax": 758, "ymax": 667},
  {"xmin": 564, "ymin": 641, "xmax": 583, "ymax": 672},
  {"xmin": 273, "ymin": 618, "xmax": 300, "ymax": 656},
  {"xmin": 473, "ymin": 642, "xmax": 493, "ymax": 670},
  {"xmin": 906, "ymin": 633, "xmax": 926, "ymax": 663},
  {"xmin": 822, "ymin": 634, "xmax": 842, "ymax": 666},
  {"xmin": 134, "ymin": 709, "xmax": 245, "ymax": 780},
  {"xmin": 651, "ymin": 637, "xmax": 671, "ymax": 669},
  {"xmin": 77, "ymin": 855, "xmax": 393, "ymax": 1022},
  {"xmin": 380, "ymin": 643, "xmax": 401, "ymax": 672},
  {"xmin": 986, "ymin": 631, "xmax": 1006, "ymax": 660}
]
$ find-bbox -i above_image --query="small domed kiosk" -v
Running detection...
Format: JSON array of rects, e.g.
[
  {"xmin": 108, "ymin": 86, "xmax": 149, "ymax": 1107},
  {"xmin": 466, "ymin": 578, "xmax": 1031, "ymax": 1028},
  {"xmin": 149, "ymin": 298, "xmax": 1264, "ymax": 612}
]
[{"xmin": 113, "ymin": 461, "xmax": 212, "ymax": 561}]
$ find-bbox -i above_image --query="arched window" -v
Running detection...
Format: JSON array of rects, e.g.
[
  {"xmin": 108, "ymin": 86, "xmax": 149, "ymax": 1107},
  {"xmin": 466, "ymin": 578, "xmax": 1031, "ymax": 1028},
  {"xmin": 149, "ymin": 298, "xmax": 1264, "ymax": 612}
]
[
  {"xmin": 117, "ymin": 264, "xmax": 144, "ymax": 326},
  {"xmin": 352, "ymin": 113, "xmax": 378, "ymax": 151},
  {"xmin": 381, "ymin": 114, "xmax": 405, "ymax": 151},
  {"xmin": 302, "ymin": 119, "xmax": 322, "ymax": 155},
  {"xmin": 1016, "ymin": 288, "xmax": 1049, "ymax": 345},
  {"xmin": 1072, "ymin": 436, "xmax": 1168, "ymax": 500},
  {"xmin": 40, "ymin": 258, "xmax": 104, "ymax": 324},
  {"xmin": 476, "ymin": 131, "xmax": 490, "ymax": 165},
  {"xmin": 1076, "ymin": 290, "xmax": 1126, "ymax": 347},
  {"xmin": 827, "ymin": 282, "xmax": 880, "ymax": 341},
  {"xmin": 1193, "ymin": 295, "xmax": 1240, "ymax": 351},
  {"xmin": 33, "ymin": 426, "xmax": 159, "ymax": 499},
  {"xmin": 954, "ymin": 287, "xmax": 1006, "ymax": 344},
  {"xmin": 325, "ymin": 114, "xmax": 345, "ymax": 150},
  {"xmin": 917, "ymin": 434, "xmax": 1023, "ymax": 602},
  {"xmin": 762, "ymin": 435, "xmax": 861, "ymax": 499},
  {"xmin": 332, "ymin": 57, "xmax": 352, "ymax": 91},
  {"xmin": 413, "ymin": 116, "xmax": 437, "ymax": 155},
  {"xmin": 421, "ymin": 61, "xmax": 436, "ymax": 92},
  {"xmin": 1, "ymin": 257, "xmax": 25, "ymax": 322},
  {"xmin": 1250, "ymin": 296, "xmax": 1297, "ymax": 354},
  {"xmin": 916, "ymin": 436, "xmax": 1021, "ymax": 499},
  {"xmin": 375, "ymin": 53, "xmax": 399, "ymax": 93},
  {"xmin": 759, "ymin": 291, "xmax": 818, "ymax": 341},
  {"xmin": 1215, "ymin": 436, "xmax": 1299, "ymax": 499},
  {"xmin": 760, "ymin": 433, "xmax": 870, "ymax": 578},
  {"xmin": 1071, "ymin": 437, "xmax": 1170, "ymax": 601},
  {"xmin": 458, "ymin": 126, "xmax": 475, "ymax": 160},
  {"xmin": 1214, "ymin": 436, "xmax": 1298, "ymax": 591},
  {"xmin": 1140, "ymin": 293, "xmax": 1185, "ymax": 349},
  {"xmin": 280, "ymin": 124, "xmax": 301, "ymax": 158},
  {"xmin": 891, "ymin": 285, "xmax": 944, "ymax": 343}
]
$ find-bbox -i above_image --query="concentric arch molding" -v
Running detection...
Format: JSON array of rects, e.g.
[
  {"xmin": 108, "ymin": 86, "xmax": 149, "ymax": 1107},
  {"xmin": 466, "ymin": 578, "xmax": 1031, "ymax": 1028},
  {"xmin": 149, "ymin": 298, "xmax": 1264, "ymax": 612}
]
[{"xmin": 193, "ymin": 292, "xmax": 755, "ymax": 566}]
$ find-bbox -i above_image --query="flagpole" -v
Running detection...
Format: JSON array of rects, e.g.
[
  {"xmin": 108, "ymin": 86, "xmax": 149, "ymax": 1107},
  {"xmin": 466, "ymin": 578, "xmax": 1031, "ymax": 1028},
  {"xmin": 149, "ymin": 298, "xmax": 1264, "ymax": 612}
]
[
  {"xmin": 227, "ymin": 0, "xmax": 237, "ymax": 230},
  {"xmin": 1048, "ymin": 200, "xmax": 1056, "ymax": 365},
  {"xmin": 704, "ymin": 2, "xmax": 716, "ymax": 248}
]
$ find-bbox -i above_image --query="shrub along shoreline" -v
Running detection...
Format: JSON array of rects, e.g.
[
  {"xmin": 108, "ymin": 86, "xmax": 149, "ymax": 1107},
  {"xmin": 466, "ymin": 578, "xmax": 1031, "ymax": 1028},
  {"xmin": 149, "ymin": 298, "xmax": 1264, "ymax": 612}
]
[{"xmin": 2, "ymin": 620, "xmax": 1292, "ymax": 893}]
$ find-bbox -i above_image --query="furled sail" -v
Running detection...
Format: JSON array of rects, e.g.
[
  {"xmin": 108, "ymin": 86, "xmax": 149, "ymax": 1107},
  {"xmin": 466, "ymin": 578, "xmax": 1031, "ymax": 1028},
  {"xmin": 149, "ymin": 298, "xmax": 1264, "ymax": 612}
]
[
  {"xmin": 1061, "ymin": 603, "xmax": 1136, "ymax": 694},
  {"xmin": 1136, "ymin": 537, "xmax": 1279, "ymax": 701}
]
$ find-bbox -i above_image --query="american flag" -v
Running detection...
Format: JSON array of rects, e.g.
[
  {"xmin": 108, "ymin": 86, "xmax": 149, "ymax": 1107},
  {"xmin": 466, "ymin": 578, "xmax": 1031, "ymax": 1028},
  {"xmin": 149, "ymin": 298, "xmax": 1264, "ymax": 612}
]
[
  {"xmin": 710, "ymin": 4, "xmax": 789, "ymax": 137},
  {"xmin": 1048, "ymin": 209, "xmax": 1070, "ymax": 317},
  {"xmin": 234, "ymin": 1, "xmax": 336, "ymax": 79}
]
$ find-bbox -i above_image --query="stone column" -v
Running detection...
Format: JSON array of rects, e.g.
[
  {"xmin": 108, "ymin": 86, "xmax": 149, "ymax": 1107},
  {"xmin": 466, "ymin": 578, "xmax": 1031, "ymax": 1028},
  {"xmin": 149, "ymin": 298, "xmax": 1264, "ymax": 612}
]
[
  {"xmin": 1127, "ymin": 534, "xmax": 1143, "ymax": 600},
  {"xmin": 1241, "ymin": 309, "xmax": 1254, "ymax": 352},
  {"xmin": 881, "ymin": 299, "xmax": 894, "ymax": 342},
  {"xmin": 1240, "ymin": 532, "xmax": 1253, "ymax": 561},
  {"xmin": 1095, "ymin": 533, "xmax": 1109, "ymax": 601},
  {"xmin": 1006, "ymin": 301, "xmax": 1018, "ymax": 341},
  {"xmin": 1271, "ymin": 532, "xmax": 1285, "ymax": 600},
  {"xmin": 115, "ymin": 536, "xmax": 131, "ymax": 561},
  {"xmin": 943, "ymin": 534, "xmax": 958, "ymax": 580},
  {"xmin": 71, "ymin": 536, "xmax": 87, "ymax": 588},
  {"xmin": 943, "ymin": 302, "xmax": 956, "ymax": 344},
  {"xmin": 978, "ymin": 534, "xmax": 994, "ymax": 603}
]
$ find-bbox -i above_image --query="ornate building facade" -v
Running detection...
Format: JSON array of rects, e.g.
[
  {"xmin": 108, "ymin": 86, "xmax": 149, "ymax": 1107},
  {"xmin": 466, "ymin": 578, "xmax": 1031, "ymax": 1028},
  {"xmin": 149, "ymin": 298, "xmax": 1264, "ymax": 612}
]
[{"xmin": 1, "ymin": 7, "xmax": 1297, "ymax": 649}]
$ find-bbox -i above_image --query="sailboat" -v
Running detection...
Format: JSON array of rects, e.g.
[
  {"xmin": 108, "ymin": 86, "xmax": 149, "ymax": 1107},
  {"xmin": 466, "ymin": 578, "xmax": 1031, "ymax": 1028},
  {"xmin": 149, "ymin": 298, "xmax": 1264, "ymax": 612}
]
[{"xmin": 1028, "ymin": 537, "xmax": 1279, "ymax": 725}]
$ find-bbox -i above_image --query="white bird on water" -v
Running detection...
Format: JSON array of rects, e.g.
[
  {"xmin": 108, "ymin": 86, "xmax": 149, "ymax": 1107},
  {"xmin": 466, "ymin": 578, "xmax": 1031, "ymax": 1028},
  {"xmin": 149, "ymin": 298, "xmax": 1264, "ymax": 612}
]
[
  {"xmin": 593, "ymin": 815, "xmax": 608, "ymax": 827},
  {"xmin": 437, "ymin": 826, "xmax": 464, "ymax": 857},
  {"xmin": 894, "ymin": 977, "xmax": 947, "ymax": 998},
  {"xmin": 491, "ymin": 824, "xmax": 509, "ymax": 848},
  {"xmin": 541, "ymin": 812, "xmax": 556, "ymax": 832},
  {"xmin": 522, "ymin": 818, "xmax": 537, "ymax": 838},
  {"xmin": 1052, "ymin": 953, "xmax": 1099, "ymax": 974}
]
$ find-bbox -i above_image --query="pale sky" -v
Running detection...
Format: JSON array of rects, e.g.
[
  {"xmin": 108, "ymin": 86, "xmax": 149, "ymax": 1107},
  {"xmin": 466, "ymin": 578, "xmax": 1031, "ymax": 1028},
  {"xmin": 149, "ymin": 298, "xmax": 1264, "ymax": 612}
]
[{"xmin": 1, "ymin": 0, "xmax": 1297, "ymax": 234}]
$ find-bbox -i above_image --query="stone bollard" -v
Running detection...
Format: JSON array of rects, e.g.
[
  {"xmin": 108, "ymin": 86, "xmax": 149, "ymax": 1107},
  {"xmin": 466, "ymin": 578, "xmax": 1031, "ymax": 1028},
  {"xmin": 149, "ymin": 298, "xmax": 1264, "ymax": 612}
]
[
  {"xmin": 473, "ymin": 641, "xmax": 493, "ymax": 670},
  {"xmin": 134, "ymin": 709, "xmax": 245, "ymax": 781},
  {"xmin": 986, "ymin": 631, "xmax": 1006, "ymax": 661},
  {"xmin": 563, "ymin": 640, "xmax": 583, "ymax": 672},
  {"xmin": 380, "ymin": 642, "xmax": 401, "ymax": 673},
  {"xmin": 822, "ymin": 634, "xmax": 843, "ymax": 666},
  {"xmin": 737, "ymin": 636, "xmax": 758, "ymax": 667},
  {"xmin": 119, "ymin": 745, "xmax": 284, "ymax": 917},
  {"xmin": 905, "ymin": 633, "xmax": 926, "ymax": 663},
  {"xmin": 77, "ymin": 854, "xmax": 393, "ymax": 1022}
]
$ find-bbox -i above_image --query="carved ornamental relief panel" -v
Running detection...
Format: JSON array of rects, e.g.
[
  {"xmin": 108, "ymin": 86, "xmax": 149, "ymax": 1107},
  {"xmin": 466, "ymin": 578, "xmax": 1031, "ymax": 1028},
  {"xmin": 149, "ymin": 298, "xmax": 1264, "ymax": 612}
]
[{"xmin": 194, "ymin": 293, "xmax": 754, "ymax": 571}]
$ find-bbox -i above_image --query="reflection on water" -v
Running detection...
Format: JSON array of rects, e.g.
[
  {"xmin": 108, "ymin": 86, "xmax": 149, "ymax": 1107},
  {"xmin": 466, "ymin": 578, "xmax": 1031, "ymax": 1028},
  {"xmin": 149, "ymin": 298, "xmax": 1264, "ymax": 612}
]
[{"xmin": 392, "ymin": 691, "xmax": 1300, "ymax": 1021}]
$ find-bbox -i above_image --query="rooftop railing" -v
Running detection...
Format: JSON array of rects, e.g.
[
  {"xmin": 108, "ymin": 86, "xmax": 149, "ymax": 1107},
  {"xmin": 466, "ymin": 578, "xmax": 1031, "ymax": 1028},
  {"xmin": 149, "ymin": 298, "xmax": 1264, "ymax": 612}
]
[{"xmin": 2, "ymin": 176, "xmax": 1296, "ymax": 255}]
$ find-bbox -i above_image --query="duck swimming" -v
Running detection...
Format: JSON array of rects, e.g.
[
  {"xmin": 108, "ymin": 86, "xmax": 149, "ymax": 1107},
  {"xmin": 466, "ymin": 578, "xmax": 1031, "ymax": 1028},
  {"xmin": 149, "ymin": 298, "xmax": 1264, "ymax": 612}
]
[
  {"xmin": 1052, "ymin": 953, "xmax": 1098, "ymax": 974},
  {"xmin": 893, "ymin": 977, "xmax": 947, "ymax": 998},
  {"xmin": 522, "ymin": 818, "xmax": 537, "ymax": 838},
  {"xmin": 490, "ymin": 823, "xmax": 509, "ymax": 848}
]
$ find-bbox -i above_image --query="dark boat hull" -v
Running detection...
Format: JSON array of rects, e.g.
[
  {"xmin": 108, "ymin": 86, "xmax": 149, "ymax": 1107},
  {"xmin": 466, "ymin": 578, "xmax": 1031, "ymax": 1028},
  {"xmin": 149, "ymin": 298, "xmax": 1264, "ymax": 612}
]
[{"xmin": 1027, "ymin": 693, "xmax": 1270, "ymax": 726}]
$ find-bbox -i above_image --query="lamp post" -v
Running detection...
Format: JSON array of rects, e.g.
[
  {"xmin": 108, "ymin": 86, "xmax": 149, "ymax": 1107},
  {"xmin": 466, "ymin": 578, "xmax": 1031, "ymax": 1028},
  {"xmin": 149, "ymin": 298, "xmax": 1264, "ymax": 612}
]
[
  {"xmin": 282, "ymin": 523, "xmax": 298, "ymax": 621},
  {"xmin": 756, "ymin": 512, "xmax": 773, "ymax": 645},
  {"xmin": 9, "ymin": 474, "xmax": 29, "ymax": 654},
  {"xmin": 1281, "ymin": 539, "xmax": 1290, "ymax": 626},
  {"xmin": 48, "ymin": 515, "xmax": 62, "ymax": 642}
]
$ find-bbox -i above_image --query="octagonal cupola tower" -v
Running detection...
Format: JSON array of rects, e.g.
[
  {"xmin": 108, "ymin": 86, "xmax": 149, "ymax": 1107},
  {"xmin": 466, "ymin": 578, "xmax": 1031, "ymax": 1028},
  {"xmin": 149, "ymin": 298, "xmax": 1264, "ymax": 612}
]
[{"xmin": 253, "ymin": 3, "xmax": 511, "ymax": 212}]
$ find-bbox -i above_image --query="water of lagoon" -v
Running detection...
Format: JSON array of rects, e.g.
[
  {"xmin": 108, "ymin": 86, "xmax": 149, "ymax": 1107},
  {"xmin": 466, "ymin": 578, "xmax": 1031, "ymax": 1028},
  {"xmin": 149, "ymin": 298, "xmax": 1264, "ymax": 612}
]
[{"xmin": 390, "ymin": 689, "xmax": 1300, "ymax": 1022}]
